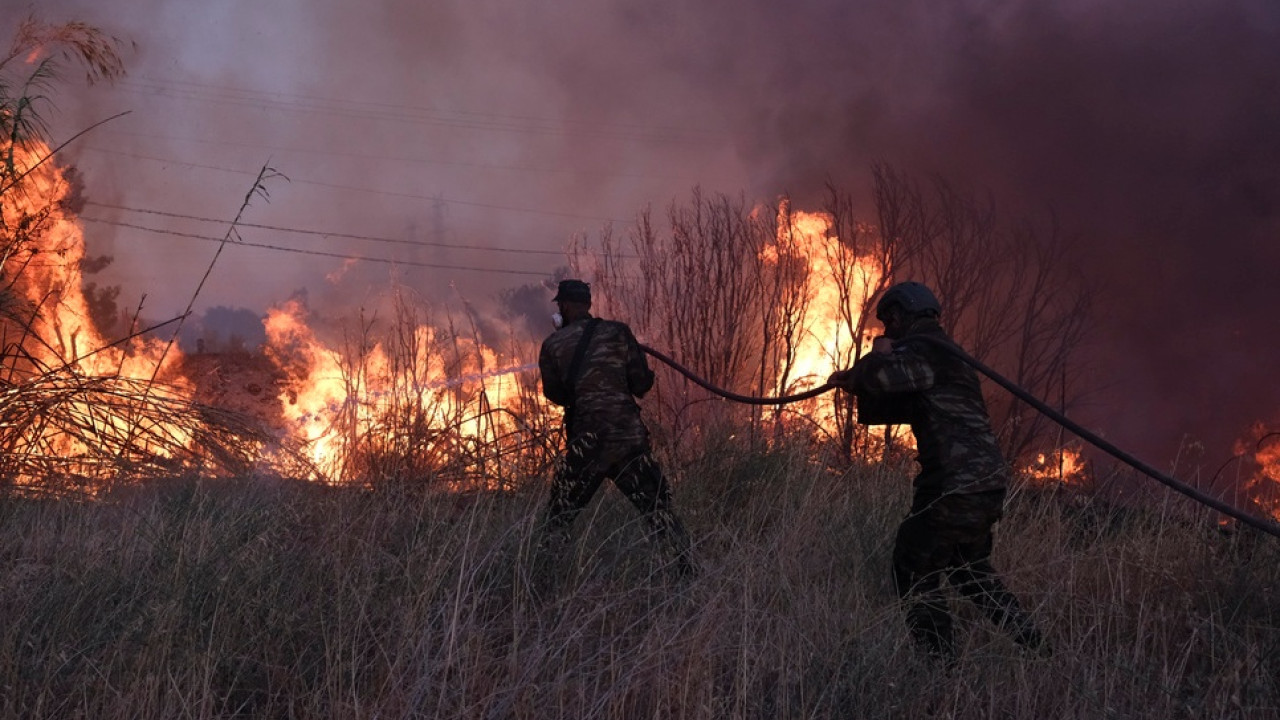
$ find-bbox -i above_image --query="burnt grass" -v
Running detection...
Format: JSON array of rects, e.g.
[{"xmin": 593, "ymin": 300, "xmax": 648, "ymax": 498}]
[{"xmin": 0, "ymin": 455, "xmax": 1277, "ymax": 720}]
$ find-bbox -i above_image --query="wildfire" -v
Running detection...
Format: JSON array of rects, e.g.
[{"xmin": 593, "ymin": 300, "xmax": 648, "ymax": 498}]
[
  {"xmin": 7, "ymin": 141, "xmax": 1041, "ymax": 487},
  {"xmin": 1023, "ymin": 446, "xmax": 1090, "ymax": 488},
  {"xmin": 262, "ymin": 296, "xmax": 537, "ymax": 482},
  {"xmin": 3, "ymin": 144, "xmax": 181, "ymax": 378},
  {"xmin": 760, "ymin": 206, "xmax": 883, "ymax": 429},
  {"xmin": 1, "ymin": 134, "xmax": 555, "ymax": 487},
  {"xmin": 1, "ymin": 139, "xmax": 199, "ymax": 481},
  {"xmin": 2, "ymin": 135, "xmax": 553, "ymax": 487},
  {"xmin": 1232, "ymin": 423, "xmax": 1280, "ymax": 521}
]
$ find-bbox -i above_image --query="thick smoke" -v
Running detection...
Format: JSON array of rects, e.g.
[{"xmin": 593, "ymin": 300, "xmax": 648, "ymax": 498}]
[{"xmin": 16, "ymin": 0, "xmax": 1280, "ymax": 470}]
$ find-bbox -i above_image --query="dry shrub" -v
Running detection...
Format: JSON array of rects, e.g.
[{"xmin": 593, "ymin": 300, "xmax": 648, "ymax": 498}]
[{"xmin": 293, "ymin": 287, "xmax": 559, "ymax": 487}]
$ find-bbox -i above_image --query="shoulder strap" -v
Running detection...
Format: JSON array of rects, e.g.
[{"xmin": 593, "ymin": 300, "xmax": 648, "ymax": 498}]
[{"xmin": 566, "ymin": 318, "xmax": 602, "ymax": 397}]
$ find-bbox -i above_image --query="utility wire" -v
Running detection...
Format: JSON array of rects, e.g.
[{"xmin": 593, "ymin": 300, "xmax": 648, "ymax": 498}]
[
  {"xmin": 78, "ymin": 146, "xmax": 631, "ymax": 225},
  {"xmin": 84, "ymin": 201, "xmax": 570, "ymax": 257},
  {"xmin": 78, "ymin": 217, "xmax": 553, "ymax": 278}
]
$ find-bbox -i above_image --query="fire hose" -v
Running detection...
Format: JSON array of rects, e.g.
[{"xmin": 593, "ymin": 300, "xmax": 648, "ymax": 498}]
[
  {"xmin": 639, "ymin": 344, "xmax": 834, "ymax": 404},
  {"xmin": 641, "ymin": 340, "xmax": 1280, "ymax": 540},
  {"xmin": 912, "ymin": 336, "xmax": 1280, "ymax": 540}
]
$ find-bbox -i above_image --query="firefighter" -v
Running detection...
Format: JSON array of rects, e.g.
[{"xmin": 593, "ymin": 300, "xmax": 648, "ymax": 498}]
[
  {"xmin": 827, "ymin": 281, "xmax": 1044, "ymax": 661},
  {"xmin": 536, "ymin": 279, "xmax": 694, "ymax": 577}
]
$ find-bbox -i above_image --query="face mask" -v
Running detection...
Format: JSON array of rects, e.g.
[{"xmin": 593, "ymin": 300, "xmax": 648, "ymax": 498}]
[{"xmin": 551, "ymin": 312, "xmax": 564, "ymax": 329}]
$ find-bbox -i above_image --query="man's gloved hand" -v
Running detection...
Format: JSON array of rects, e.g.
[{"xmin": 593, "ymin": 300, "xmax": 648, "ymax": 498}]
[
  {"xmin": 828, "ymin": 362, "xmax": 872, "ymax": 390},
  {"xmin": 829, "ymin": 338, "xmax": 895, "ymax": 390},
  {"xmin": 827, "ymin": 368, "xmax": 857, "ymax": 389}
]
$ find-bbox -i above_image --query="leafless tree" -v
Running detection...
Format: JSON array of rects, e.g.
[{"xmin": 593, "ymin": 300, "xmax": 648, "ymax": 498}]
[{"xmin": 867, "ymin": 164, "xmax": 1093, "ymax": 461}]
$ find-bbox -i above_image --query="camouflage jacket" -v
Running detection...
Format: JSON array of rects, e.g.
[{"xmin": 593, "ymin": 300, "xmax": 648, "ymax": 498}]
[
  {"xmin": 848, "ymin": 321, "xmax": 1008, "ymax": 495},
  {"xmin": 539, "ymin": 315, "xmax": 654, "ymax": 446}
]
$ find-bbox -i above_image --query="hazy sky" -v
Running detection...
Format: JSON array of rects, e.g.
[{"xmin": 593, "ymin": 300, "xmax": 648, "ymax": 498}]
[{"xmin": 9, "ymin": 0, "xmax": 1280, "ymax": 471}]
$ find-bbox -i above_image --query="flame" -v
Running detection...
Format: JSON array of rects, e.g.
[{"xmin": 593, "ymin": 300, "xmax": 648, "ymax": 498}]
[
  {"xmin": 326, "ymin": 257, "xmax": 359, "ymax": 284},
  {"xmin": 770, "ymin": 210, "xmax": 879, "ymax": 387},
  {"xmin": 759, "ymin": 207, "xmax": 884, "ymax": 432},
  {"xmin": 4, "ymin": 142, "xmax": 180, "ymax": 376},
  {"xmin": 1022, "ymin": 446, "xmax": 1089, "ymax": 487},
  {"xmin": 262, "ymin": 298, "xmax": 351, "ymax": 472},
  {"xmin": 262, "ymin": 296, "xmax": 535, "ymax": 483},
  {"xmin": 2, "ymin": 139, "xmax": 193, "ymax": 476},
  {"xmin": 1232, "ymin": 423, "xmax": 1280, "ymax": 521}
]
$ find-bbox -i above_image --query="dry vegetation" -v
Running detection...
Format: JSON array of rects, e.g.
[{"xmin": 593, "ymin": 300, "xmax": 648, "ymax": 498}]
[
  {"xmin": 1, "ymin": 18, "xmax": 312, "ymax": 494},
  {"xmin": 572, "ymin": 175, "xmax": 1089, "ymax": 464},
  {"xmin": 1, "ymin": 455, "xmax": 1277, "ymax": 719},
  {"xmin": 2, "ymin": 15, "xmax": 1277, "ymax": 720}
]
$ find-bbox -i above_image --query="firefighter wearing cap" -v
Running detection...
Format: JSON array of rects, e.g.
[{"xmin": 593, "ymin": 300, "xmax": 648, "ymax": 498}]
[
  {"xmin": 537, "ymin": 279, "xmax": 694, "ymax": 576},
  {"xmin": 828, "ymin": 281, "xmax": 1043, "ymax": 661}
]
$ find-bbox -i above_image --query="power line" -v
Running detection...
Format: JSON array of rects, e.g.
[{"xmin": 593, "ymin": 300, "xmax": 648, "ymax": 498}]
[
  {"xmin": 85, "ymin": 201, "xmax": 571, "ymax": 257},
  {"xmin": 78, "ymin": 145, "xmax": 633, "ymax": 224},
  {"xmin": 79, "ymin": 217, "xmax": 555, "ymax": 278}
]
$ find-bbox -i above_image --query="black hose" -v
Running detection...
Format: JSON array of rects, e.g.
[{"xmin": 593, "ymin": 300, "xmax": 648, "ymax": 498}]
[
  {"xmin": 641, "ymin": 337, "xmax": 1279, "ymax": 538},
  {"xmin": 640, "ymin": 344, "xmax": 835, "ymax": 405},
  {"xmin": 913, "ymin": 335, "xmax": 1280, "ymax": 540}
]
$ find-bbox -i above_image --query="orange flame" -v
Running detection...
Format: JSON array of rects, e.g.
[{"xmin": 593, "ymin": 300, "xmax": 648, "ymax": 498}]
[
  {"xmin": 2, "ymin": 140, "xmax": 193, "ymax": 472},
  {"xmin": 777, "ymin": 211, "xmax": 878, "ymax": 384},
  {"xmin": 760, "ymin": 208, "xmax": 883, "ymax": 431},
  {"xmin": 1233, "ymin": 423, "xmax": 1280, "ymax": 521},
  {"xmin": 1022, "ymin": 446, "xmax": 1089, "ymax": 487},
  {"xmin": 262, "ymin": 297, "xmax": 535, "ymax": 482}
]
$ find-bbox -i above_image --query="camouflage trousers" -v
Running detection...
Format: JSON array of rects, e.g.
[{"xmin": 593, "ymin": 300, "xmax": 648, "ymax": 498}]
[
  {"xmin": 539, "ymin": 431, "xmax": 694, "ymax": 575},
  {"xmin": 892, "ymin": 489, "xmax": 1042, "ymax": 660}
]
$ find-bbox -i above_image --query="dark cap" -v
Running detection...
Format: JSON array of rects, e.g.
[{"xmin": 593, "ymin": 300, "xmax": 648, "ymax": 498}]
[{"xmin": 552, "ymin": 279, "xmax": 591, "ymax": 303}]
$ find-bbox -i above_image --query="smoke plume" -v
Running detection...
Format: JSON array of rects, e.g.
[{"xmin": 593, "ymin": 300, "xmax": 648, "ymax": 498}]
[{"xmin": 15, "ymin": 0, "xmax": 1280, "ymax": 470}]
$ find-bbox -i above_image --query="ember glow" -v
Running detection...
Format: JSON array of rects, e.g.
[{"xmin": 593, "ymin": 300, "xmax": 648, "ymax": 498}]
[
  {"xmin": 1233, "ymin": 424, "xmax": 1280, "ymax": 521},
  {"xmin": 1023, "ymin": 446, "xmax": 1089, "ymax": 488}
]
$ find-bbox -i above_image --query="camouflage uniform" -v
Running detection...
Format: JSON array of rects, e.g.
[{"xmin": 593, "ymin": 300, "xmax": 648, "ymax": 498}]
[
  {"xmin": 846, "ymin": 318, "xmax": 1041, "ymax": 658},
  {"xmin": 538, "ymin": 315, "xmax": 693, "ymax": 573}
]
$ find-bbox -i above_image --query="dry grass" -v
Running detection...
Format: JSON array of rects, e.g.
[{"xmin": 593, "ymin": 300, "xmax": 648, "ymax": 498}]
[
  {"xmin": 0, "ymin": 370, "xmax": 308, "ymax": 491},
  {"xmin": 1, "ymin": 451, "xmax": 1275, "ymax": 719},
  {"xmin": 2, "ymin": 19, "xmax": 1274, "ymax": 718}
]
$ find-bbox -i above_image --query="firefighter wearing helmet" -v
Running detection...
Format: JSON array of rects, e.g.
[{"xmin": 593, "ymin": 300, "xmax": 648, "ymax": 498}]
[{"xmin": 827, "ymin": 281, "xmax": 1045, "ymax": 661}]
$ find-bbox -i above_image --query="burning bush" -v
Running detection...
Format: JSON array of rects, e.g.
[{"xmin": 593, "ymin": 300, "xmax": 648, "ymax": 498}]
[
  {"xmin": 570, "ymin": 177, "xmax": 1090, "ymax": 473},
  {"xmin": 260, "ymin": 290, "xmax": 557, "ymax": 486},
  {"xmin": 0, "ymin": 19, "xmax": 312, "ymax": 491}
]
